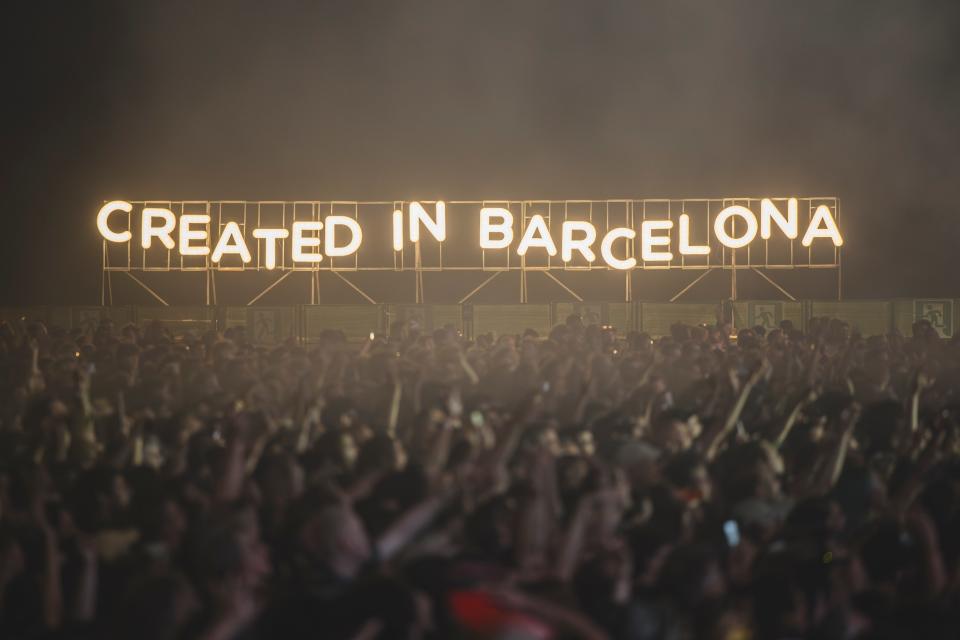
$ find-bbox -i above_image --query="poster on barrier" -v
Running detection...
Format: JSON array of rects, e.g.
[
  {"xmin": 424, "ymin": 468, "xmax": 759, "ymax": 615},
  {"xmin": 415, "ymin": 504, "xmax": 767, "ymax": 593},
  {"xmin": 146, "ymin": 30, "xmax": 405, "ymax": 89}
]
[
  {"xmin": 252, "ymin": 309, "xmax": 280, "ymax": 344},
  {"xmin": 552, "ymin": 303, "xmax": 603, "ymax": 328},
  {"xmin": 302, "ymin": 305, "xmax": 383, "ymax": 342},
  {"xmin": 70, "ymin": 307, "xmax": 135, "ymax": 332},
  {"xmin": 748, "ymin": 302, "xmax": 782, "ymax": 331},
  {"xmin": 137, "ymin": 307, "xmax": 215, "ymax": 336},
  {"xmin": 915, "ymin": 300, "xmax": 953, "ymax": 338},
  {"xmin": 389, "ymin": 305, "xmax": 429, "ymax": 333}
]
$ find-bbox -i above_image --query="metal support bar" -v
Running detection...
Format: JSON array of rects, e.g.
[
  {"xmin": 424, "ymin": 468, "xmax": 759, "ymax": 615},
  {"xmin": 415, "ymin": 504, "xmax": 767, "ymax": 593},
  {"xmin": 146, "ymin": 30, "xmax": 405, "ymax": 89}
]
[
  {"xmin": 247, "ymin": 270, "xmax": 293, "ymax": 306},
  {"xmin": 837, "ymin": 255, "xmax": 842, "ymax": 301},
  {"xmin": 332, "ymin": 271, "xmax": 377, "ymax": 304},
  {"xmin": 101, "ymin": 242, "xmax": 114, "ymax": 306},
  {"xmin": 458, "ymin": 271, "xmax": 502, "ymax": 304},
  {"xmin": 414, "ymin": 242, "xmax": 424, "ymax": 303},
  {"xmin": 542, "ymin": 271, "xmax": 584, "ymax": 302},
  {"xmin": 669, "ymin": 269, "xmax": 713, "ymax": 303},
  {"xmin": 751, "ymin": 268, "xmax": 797, "ymax": 301},
  {"xmin": 125, "ymin": 272, "xmax": 170, "ymax": 306}
]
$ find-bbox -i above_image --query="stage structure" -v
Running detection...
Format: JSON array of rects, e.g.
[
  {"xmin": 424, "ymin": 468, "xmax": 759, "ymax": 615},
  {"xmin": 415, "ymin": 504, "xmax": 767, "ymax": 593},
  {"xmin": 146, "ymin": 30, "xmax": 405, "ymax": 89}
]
[{"xmin": 97, "ymin": 198, "xmax": 842, "ymax": 306}]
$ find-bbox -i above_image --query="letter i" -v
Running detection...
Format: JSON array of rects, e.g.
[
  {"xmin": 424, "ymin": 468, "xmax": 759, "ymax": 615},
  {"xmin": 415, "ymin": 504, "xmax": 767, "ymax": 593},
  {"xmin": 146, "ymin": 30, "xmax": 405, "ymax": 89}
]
[{"xmin": 392, "ymin": 209, "xmax": 403, "ymax": 251}]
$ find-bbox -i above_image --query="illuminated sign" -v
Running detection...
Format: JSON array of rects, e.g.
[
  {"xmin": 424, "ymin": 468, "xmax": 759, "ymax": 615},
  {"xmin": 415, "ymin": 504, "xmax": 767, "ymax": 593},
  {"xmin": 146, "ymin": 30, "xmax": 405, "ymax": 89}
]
[{"xmin": 97, "ymin": 197, "xmax": 841, "ymax": 272}]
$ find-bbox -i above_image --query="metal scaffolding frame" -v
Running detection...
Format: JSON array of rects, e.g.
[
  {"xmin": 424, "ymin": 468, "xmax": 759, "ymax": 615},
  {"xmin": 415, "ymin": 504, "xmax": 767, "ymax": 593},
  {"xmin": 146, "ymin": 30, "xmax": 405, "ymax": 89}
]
[{"xmin": 101, "ymin": 198, "xmax": 842, "ymax": 305}]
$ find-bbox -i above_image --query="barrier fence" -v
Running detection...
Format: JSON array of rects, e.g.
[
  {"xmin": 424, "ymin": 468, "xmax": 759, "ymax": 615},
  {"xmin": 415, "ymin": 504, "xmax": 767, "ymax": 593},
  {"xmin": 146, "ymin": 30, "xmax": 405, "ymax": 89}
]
[{"xmin": 1, "ymin": 299, "xmax": 956, "ymax": 344}]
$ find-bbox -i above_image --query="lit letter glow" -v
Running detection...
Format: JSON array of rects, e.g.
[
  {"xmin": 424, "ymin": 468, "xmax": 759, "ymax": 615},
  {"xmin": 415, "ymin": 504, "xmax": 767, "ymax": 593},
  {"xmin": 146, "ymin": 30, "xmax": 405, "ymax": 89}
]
[
  {"xmin": 178, "ymin": 214, "xmax": 210, "ymax": 256},
  {"xmin": 714, "ymin": 206, "xmax": 758, "ymax": 249},
  {"xmin": 600, "ymin": 228, "xmax": 636, "ymax": 270},
  {"xmin": 94, "ymin": 196, "xmax": 843, "ymax": 275},
  {"xmin": 97, "ymin": 200, "xmax": 132, "ymax": 243},
  {"xmin": 760, "ymin": 198, "xmax": 798, "ymax": 240},
  {"xmin": 678, "ymin": 214, "xmax": 710, "ymax": 255},
  {"xmin": 641, "ymin": 220, "xmax": 674, "ymax": 262},
  {"xmin": 292, "ymin": 221, "xmax": 323, "ymax": 262},
  {"xmin": 516, "ymin": 214, "xmax": 557, "ymax": 257},
  {"xmin": 211, "ymin": 221, "xmax": 252, "ymax": 263},
  {"xmin": 561, "ymin": 221, "xmax": 597, "ymax": 262},
  {"xmin": 252, "ymin": 228, "xmax": 289, "ymax": 270},
  {"xmin": 479, "ymin": 208, "xmax": 514, "ymax": 250},
  {"xmin": 392, "ymin": 210, "xmax": 403, "ymax": 251},
  {"xmin": 324, "ymin": 216, "xmax": 362, "ymax": 257},
  {"xmin": 141, "ymin": 207, "xmax": 176, "ymax": 250},
  {"xmin": 409, "ymin": 201, "xmax": 446, "ymax": 243},
  {"xmin": 801, "ymin": 205, "xmax": 843, "ymax": 246}
]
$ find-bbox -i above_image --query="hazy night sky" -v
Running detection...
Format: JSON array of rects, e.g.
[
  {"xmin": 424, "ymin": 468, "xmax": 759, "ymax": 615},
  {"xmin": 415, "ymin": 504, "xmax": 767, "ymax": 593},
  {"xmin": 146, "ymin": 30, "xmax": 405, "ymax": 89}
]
[{"xmin": 3, "ymin": 0, "xmax": 959, "ymax": 304}]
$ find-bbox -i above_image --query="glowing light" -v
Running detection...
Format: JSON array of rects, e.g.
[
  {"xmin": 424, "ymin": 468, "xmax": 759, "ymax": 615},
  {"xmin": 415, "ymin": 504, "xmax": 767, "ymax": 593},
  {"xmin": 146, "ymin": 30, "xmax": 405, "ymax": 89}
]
[
  {"xmin": 252, "ymin": 228, "xmax": 289, "ymax": 270},
  {"xmin": 409, "ymin": 201, "xmax": 446, "ymax": 242},
  {"xmin": 211, "ymin": 221, "xmax": 252, "ymax": 263},
  {"xmin": 760, "ymin": 198, "xmax": 798, "ymax": 239},
  {"xmin": 679, "ymin": 214, "xmax": 710, "ymax": 255},
  {"xmin": 178, "ymin": 214, "xmax": 210, "ymax": 256},
  {"xmin": 324, "ymin": 216, "xmax": 363, "ymax": 257},
  {"xmin": 141, "ymin": 207, "xmax": 177, "ymax": 250},
  {"xmin": 714, "ymin": 206, "xmax": 758, "ymax": 249},
  {"xmin": 392, "ymin": 210, "xmax": 403, "ymax": 251},
  {"xmin": 479, "ymin": 207, "xmax": 514, "ymax": 249},
  {"xmin": 561, "ymin": 221, "xmax": 597, "ymax": 262},
  {"xmin": 292, "ymin": 221, "xmax": 323, "ymax": 262},
  {"xmin": 801, "ymin": 205, "xmax": 843, "ymax": 246},
  {"xmin": 641, "ymin": 220, "xmax": 674, "ymax": 262},
  {"xmin": 95, "ymin": 197, "xmax": 842, "ymax": 272},
  {"xmin": 97, "ymin": 200, "xmax": 132, "ymax": 243},
  {"xmin": 600, "ymin": 227, "xmax": 637, "ymax": 270},
  {"xmin": 516, "ymin": 214, "xmax": 557, "ymax": 257}
]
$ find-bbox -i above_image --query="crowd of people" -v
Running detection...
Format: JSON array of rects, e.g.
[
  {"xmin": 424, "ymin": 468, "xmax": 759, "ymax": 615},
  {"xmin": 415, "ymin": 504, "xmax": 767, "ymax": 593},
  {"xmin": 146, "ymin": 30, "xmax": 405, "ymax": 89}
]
[{"xmin": 0, "ymin": 311, "xmax": 959, "ymax": 639}]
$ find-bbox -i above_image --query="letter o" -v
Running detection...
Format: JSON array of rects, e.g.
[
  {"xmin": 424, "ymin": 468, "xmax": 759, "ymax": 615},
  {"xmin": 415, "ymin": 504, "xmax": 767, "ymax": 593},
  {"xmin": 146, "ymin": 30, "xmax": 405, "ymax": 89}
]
[{"xmin": 714, "ymin": 206, "xmax": 758, "ymax": 249}]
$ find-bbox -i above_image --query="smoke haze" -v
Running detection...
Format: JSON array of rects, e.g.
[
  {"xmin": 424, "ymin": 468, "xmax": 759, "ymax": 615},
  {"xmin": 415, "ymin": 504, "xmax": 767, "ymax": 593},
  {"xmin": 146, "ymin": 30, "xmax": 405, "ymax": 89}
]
[{"xmin": 3, "ymin": 0, "xmax": 959, "ymax": 303}]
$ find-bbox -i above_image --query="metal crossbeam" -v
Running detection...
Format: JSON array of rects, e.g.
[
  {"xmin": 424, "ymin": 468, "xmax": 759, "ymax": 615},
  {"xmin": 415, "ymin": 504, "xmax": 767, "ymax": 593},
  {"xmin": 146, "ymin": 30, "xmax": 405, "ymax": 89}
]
[
  {"xmin": 459, "ymin": 271, "xmax": 502, "ymax": 304},
  {"xmin": 542, "ymin": 271, "xmax": 584, "ymax": 302},
  {"xmin": 125, "ymin": 272, "xmax": 169, "ymax": 306},
  {"xmin": 332, "ymin": 271, "xmax": 377, "ymax": 304},
  {"xmin": 669, "ymin": 269, "xmax": 714, "ymax": 302},
  {"xmin": 247, "ymin": 271, "xmax": 293, "ymax": 306},
  {"xmin": 751, "ymin": 268, "xmax": 797, "ymax": 301}
]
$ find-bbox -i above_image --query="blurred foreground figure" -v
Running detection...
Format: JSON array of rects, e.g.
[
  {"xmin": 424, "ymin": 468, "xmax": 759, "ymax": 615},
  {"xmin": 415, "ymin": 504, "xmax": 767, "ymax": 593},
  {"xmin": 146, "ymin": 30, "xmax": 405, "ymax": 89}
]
[{"xmin": 1, "ymin": 315, "xmax": 960, "ymax": 639}]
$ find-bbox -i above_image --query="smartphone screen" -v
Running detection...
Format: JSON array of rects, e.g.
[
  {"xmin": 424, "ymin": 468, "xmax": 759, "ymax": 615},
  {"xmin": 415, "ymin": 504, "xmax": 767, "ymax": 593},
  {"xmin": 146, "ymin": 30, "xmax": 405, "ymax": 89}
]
[{"xmin": 723, "ymin": 520, "xmax": 740, "ymax": 547}]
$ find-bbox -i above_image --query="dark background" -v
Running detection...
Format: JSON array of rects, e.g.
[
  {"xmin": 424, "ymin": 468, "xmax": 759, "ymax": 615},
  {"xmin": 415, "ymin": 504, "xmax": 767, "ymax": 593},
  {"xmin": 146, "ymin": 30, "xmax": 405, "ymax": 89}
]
[{"xmin": 2, "ymin": 0, "xmax": 959, "ymax": 305}]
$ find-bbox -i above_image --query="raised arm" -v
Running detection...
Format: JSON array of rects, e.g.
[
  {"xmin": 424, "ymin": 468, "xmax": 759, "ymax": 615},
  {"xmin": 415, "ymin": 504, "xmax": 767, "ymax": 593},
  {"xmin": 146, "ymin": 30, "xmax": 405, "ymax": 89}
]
[
  {"xmin": 375, "ymin": 488, "xmax": 455, "ymax": 562},
  {"xmin": 703, "ymin": 360, "xmax": 768, "ymax": 461},
  {"xmin": 773, "ymin": 388, "xmax": 819, "ymax": 449},
  {"xmin": 798, "ymin": 401, "xmax": 860, "ymax": 497}
]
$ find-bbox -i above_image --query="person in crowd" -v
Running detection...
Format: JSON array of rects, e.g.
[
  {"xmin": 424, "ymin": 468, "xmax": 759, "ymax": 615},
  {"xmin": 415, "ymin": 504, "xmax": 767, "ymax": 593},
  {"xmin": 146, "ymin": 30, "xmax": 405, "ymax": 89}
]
[{"xmin": 0, "ymin": 312, "xmax": 958, "ymax": 639}]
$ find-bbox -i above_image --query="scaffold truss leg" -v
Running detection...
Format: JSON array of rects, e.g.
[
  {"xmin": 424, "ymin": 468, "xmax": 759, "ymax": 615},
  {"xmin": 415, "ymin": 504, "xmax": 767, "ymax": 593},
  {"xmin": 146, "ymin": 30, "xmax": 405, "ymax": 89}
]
[
  {"xmin": 332, "ymin": 272, "xmax": 377, "ymax": 304},
  {"xmin": 542, "ymin": 271, "xmax": 583, "ymax": 302},
  {"xmin": 669, "ymin": 269, "xmax": 713, "ymax": 302},
  {"xmin": 751, "ymin": 268, "xmax": 797, "ymax": 301},
  {"xmin": 459, "ymin": 271, "xmax": 502, "ymax": 304},
  {"xmin": 125, "ymin": 272, "xmax": 169, "ymax": 306},
  {"xmin": 248, "ymin": 271, "xmax": 293, "ymax": 306}
]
